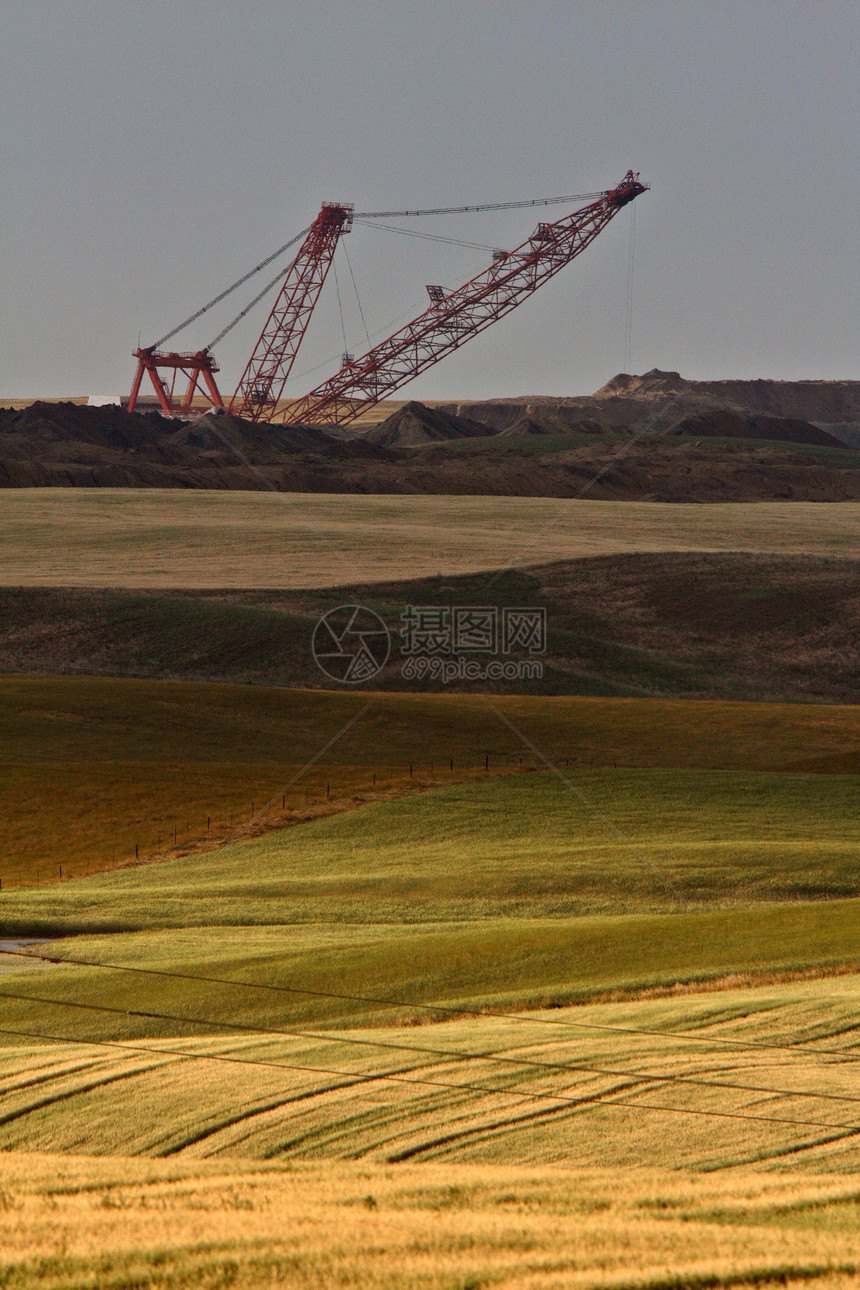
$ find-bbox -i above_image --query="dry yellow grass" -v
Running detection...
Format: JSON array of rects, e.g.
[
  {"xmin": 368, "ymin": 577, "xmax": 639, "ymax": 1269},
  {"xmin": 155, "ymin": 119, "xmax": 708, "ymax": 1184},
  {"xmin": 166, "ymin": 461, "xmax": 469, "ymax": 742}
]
[
  {"xmin": 0, "ymin": 397, "xmax": 90, "ymax": 410},
  {"xmin": 0, "ymin": 1154, "xmax": 858, "ymax": 1288},
  {"xmin": 0, "ymin": 760, "xmax": 457, "ymax": 886},
  {"xmin": 0, "ymin": 490, "xmax": 857, "ymax": 588}
]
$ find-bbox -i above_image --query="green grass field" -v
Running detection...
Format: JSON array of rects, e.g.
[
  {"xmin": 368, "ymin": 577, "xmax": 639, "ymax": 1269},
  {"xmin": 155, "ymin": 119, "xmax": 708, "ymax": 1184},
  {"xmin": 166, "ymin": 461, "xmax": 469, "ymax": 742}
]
[
  {"xmin": 3, "ymin": 767, "xmax": 859, "ymax": 932},
  {"xmin": 3, "ymin": 551, "xmax": 858, "ymax": 703},
  {"xmin": 1, "ymin": 500, "xmax": 858, "ymax": 1285},
  {"xmin": 0, "ymin": 752, "xmax": 858, "ymax": 1178},
  {"xmin": 1, "ymin": 675, "xmax": 857, "ymax": 886}
]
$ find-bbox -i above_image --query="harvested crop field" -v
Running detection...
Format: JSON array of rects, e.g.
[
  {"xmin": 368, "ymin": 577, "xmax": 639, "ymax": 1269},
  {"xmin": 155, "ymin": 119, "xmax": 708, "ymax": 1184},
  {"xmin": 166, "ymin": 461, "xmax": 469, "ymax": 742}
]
[{"xmin": 1, "ymin": 490, "xmax": 858, "ymax": 588}]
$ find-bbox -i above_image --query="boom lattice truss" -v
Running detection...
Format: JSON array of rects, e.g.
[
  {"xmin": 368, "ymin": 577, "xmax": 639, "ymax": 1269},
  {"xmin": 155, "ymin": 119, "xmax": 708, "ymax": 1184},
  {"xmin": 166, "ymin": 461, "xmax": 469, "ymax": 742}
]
[
  {"xmin": 229, "ymin": 202, "xmax": 353, "ymax": 421},
  {"xmin": 282, "ymin": 172, "xmax": 646, "ymax": 427},
  {"xmin": 128, "ymin": 172, "xmax": 646, "ymax": 425}
]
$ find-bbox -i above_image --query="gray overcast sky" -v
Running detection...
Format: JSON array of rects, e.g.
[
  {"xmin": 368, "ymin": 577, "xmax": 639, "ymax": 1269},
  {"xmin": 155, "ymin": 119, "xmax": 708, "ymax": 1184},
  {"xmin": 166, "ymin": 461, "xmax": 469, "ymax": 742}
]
[{"xmin": 1, "ymin": 0, "xmax": 857, "ymax": 400}]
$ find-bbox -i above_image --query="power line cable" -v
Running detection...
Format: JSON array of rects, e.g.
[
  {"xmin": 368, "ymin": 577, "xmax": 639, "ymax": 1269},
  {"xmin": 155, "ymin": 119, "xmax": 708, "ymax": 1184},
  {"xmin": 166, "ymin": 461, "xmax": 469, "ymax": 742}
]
[
  {"xmin": 5, "ymin": 1021, "xmax": 858, "ymax": 1140},
  {"xmin": 2, "ymin": 987, "xmax": 858, "ymax": 1115},
  {"xmin": 0, "ymin": 1019, "xmax": 857, "ymax": 1143},
  {"xmin": 5, "ymin": 951, "xmax": 859, "ymax": 1066}
]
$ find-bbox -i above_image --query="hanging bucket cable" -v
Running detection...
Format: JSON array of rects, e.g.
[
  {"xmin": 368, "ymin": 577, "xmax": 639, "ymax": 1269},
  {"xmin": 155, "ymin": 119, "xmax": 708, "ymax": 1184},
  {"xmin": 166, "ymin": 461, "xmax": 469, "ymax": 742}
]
[
  {"xmin": 623, "ymin": 203, "xmax": 636, "ymax": 371},
  {"xmin": 332, "ymin": 257, "xmax": 349, "ymax": 357},
  {"xmin": 342, "ymin": 240, "xmax": 371, "ymax": 348}
]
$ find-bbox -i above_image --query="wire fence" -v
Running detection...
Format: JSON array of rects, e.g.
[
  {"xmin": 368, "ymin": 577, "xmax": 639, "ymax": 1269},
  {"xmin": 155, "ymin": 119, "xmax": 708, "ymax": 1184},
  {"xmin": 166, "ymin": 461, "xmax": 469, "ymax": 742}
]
[{"xmin": 0, "ymin": 753, "xmax": 618, "ymax": 892}]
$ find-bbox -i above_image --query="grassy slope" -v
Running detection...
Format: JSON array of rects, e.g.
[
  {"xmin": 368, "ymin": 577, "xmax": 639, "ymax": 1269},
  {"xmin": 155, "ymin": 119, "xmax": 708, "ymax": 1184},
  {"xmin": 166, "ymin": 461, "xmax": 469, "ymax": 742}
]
[
  {"xmin": 1, "ymin": 691, "xmax": 858, "ymax": 1178},
  {"xmin": 433, "ymin": 428, "xmax": 860, "ymax": 468},
  {"xmin": 1, "ymin": 675, "xmax": 858, "ymax": 883},
  {"xmin": 1, "ymin": 491, "xmax": 858, "ymax": 587},
  {"xmin": 1, "ymin": 1155, "xmax": 859, "ymax": 1289},
  {"xmin": 1, "ymin": 769, "xmax": 858, "ymax": 995},
  {"xmin": 1, "ymin": 551, "xmax": 857, "ymax": 702},
  {"xmin": 3, "ymin": 768, "xmax": 859, "ymax": 929},
  {"xmin": 3, "ymin": 675, "xmax": 856, "ymax": 768}
]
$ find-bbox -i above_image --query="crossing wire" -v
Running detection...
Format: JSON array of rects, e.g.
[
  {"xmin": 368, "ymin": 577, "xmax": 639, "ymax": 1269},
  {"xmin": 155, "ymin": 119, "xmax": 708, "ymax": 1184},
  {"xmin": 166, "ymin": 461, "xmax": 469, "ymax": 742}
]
[
  {"xmin": 2, "ymin": 986, "xmax": 860, "ymax": 1118},
  {"xmin": 4, "ymin": 946, "xmax": 859, "ymax": 1065},
  {"xmin": 0, "ymin": 1016, "xmax": 858, "ymax": 1142}
]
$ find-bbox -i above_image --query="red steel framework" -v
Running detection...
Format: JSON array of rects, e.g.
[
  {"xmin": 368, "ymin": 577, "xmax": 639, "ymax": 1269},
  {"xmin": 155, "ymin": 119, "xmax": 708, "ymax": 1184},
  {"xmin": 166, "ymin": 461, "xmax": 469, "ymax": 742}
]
[
  {"xmin": 128, "ymin": 202, "xmax": 353, "ymax": 419},
  {"xmin": 283, "ymin": 172, "xmax": 647, "ymax": 427},
  {"xmin": 228, "ymin": 202, "xmax": 353, "ymax": 422},
  {"xmin": 128, "ymin": 173, "xmax": 645, "ymax": 424},
  {"xmin": 128, "ymin": 348, "xmax": 224, "ymax": 417}
]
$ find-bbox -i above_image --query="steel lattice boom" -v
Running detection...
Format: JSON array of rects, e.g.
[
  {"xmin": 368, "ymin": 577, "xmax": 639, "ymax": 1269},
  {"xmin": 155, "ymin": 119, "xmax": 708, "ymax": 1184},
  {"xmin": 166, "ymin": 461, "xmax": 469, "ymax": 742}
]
[
  {"xmin": 283, "ymin": 172, "xmax": 647, "ymax": 427},
  {"xmin": 229, "ymin": 202, "xmax": 353, "ymax": 422}
]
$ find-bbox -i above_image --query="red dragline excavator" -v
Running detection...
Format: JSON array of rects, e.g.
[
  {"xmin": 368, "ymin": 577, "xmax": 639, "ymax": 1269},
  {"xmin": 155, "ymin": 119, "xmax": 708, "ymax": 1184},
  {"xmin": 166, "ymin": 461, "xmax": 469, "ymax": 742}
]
[{"xmin": 128, "ymin": 172, "xmax": 647, "ymax": 427}]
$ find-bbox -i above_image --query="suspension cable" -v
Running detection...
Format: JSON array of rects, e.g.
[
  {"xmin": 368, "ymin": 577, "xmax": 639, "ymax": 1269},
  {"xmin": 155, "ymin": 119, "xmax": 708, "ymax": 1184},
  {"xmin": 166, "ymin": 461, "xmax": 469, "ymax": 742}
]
[
  {"xmin": 151, "ymin": 192, "xmax": 604, "ymax": 349},
  {"xmin": 353, "ymin": 191, "xmax": 605, "ymax": 219},
  {"xmin": 206, "ymin": 254, "xmax": 300, "ymax": 352},
  {"xmin": 332, "ymin": 258, "xmax": 348, "ymax": 357},
  {"xmin": 354, "ymin": 220, "xmax": 499, "ymax": 252},
  {"xmin": 153, "ymin": 226, "xmax": 311, "ymax": 349},
  {"xmin": 342, "ymin": 240, "xmax": 371, "ymax": 348}
]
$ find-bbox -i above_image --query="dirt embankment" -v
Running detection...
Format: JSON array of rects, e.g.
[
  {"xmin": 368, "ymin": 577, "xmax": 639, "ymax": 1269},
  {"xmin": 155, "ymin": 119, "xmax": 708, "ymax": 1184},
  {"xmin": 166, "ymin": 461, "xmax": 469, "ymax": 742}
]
[
  {"xmin": 1, "ymin": 386, "xmax": 858, "ymax": 500},
  {"xmin": 437, "ymin": 369, "xmax": 860, "ymax": 443}
]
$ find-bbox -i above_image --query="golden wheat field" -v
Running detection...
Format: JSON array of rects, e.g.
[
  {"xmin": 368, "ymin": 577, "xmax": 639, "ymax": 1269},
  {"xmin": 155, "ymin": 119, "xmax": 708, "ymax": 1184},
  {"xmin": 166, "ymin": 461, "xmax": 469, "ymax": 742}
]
[
  {"xmin": 1, "ymin": 1152, "xmax": 860, "ymax": 1289},
  {"xmin": 0, "ymin": 490, "xmax": 857, "ymax": 587}
]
